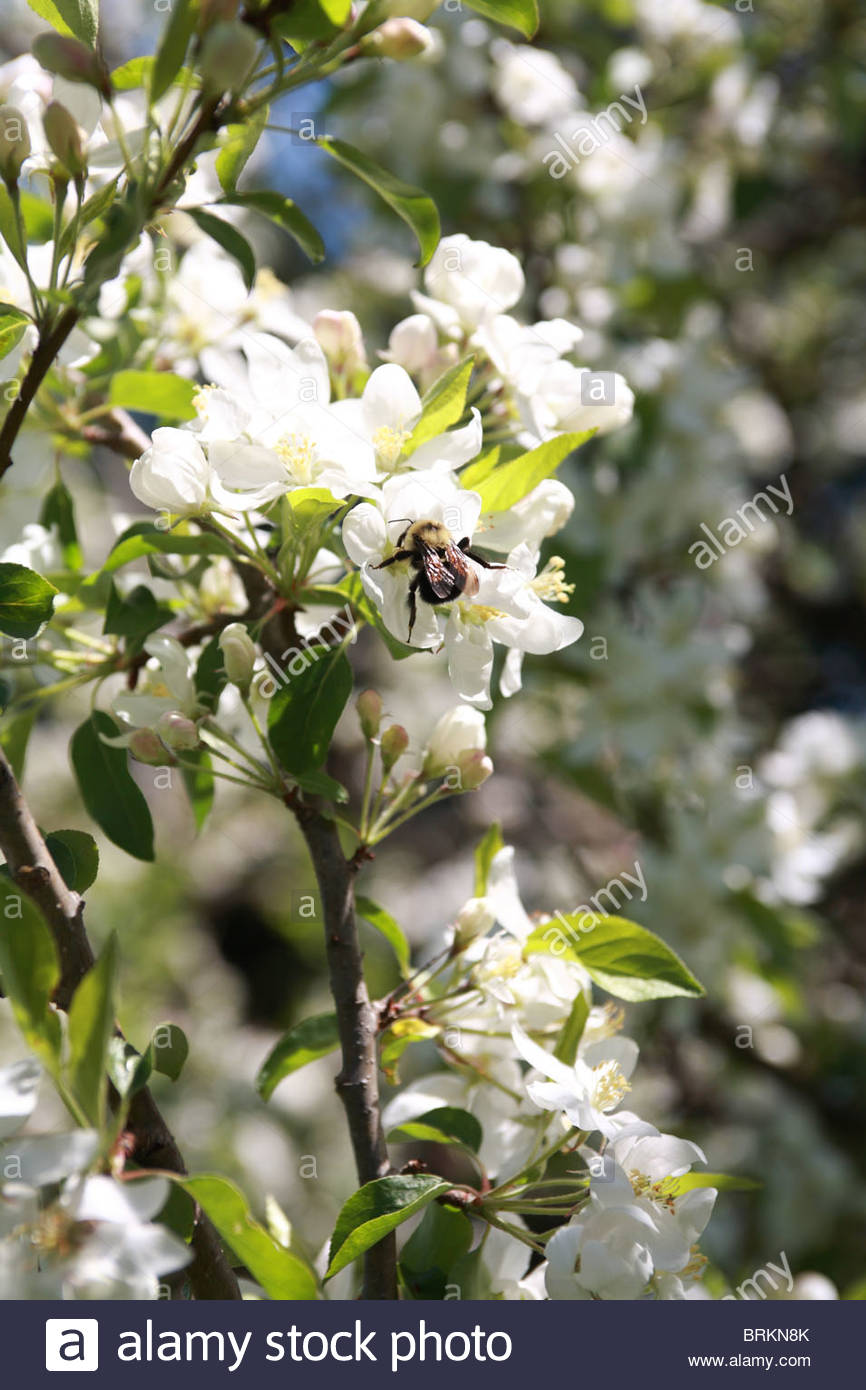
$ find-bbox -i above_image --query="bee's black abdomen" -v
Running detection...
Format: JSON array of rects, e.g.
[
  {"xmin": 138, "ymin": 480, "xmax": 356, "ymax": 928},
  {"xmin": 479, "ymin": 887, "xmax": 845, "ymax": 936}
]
[{"xmin": 416, "ymin": 571, "xmax": 464, "ymax": 605}]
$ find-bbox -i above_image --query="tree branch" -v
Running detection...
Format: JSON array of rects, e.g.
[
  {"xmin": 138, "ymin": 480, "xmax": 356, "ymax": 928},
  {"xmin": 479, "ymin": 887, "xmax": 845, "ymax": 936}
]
[
  {"xmin": 0, "ymin": 307, "xmax": 79, "ymax": 481},
  {"xmin": 250, "ymin": 599, "xmax": 397, "ymax": 1298},
  {"xmin": 0, "ymin": 745, "xmax": 241, "ymax": 1300},
  {"xmin": 291, "ymin": 796, "xmax": 397, "ymax": 1299},
  {"xmin": 81, "ymin": 408, "xmax": 152, "ymax": 461}
]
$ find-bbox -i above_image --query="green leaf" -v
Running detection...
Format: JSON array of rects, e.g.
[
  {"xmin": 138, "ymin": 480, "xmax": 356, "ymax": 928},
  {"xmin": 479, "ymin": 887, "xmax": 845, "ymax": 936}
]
[
  {"xmin": 108, "ymin": 370, "xmax": 197, "ymax": 420},
  {"xmin": 665, "ymin": 1172, "xmax": 761, "ymax": 1196},
  {"xmin": 218, "ymin": 191, "xmax": 324, "ymax": 264},
  {"xmin": 181, "ymin": 748, "xmax": 214, "ymax": 832},
  {"xmin": 70, "ymin": 712, "xmax": 155, "ymax": 862},
  {"xmin": 356, "ymin": 895, "xmax": 411, "ymax": 977},
  {"xmin": 400, "ymin": 1202, "xmax": 473, "ymax": 1299},
  {"xmin": 0, "ymin": 190, "xmax": 26, "ymax": 268},
  {"xmin": 268, "ymin": 644, "xmax": 352, "ymax": 774},
  {"xmin": 19, "ymin": 191, "xmax": 55, "ymax": 242},
  {"xmin": 553, "ymin": 991, "xmax": 589, "ymax": 1065},
  {"xmin": 476, "ymin": 431, "xmax": 595, "ymax": 512},
  {"xmin": 293, "ymin": 768, "xmax": 349, "ymax": 802},
  {"xmin": 316, "ymin": 136, "xmax": 440, "ymax": 267},
  {"xmin": 103, "ymin": 582, "xmax": 173, "ymax": 641},
  {"xmin": 0, "ymin": 304, "xmax": 31, "ymax": 363},
  {"xmin": 151, "ymin": 0, "xmax": 197, "ymax": 103},
  {"xmin": 216, "ymin": 105, "xmax": 269, "ymax": 193},
  {"xmin": 194, "ymin": 636, "xmax": 228, "ymax": 715},
  {"xmin": 525, "ymin": 915, "xmax": 705, "ymax": 1002},
  {"xmin": 473, "ymin": 822, "xmax": 504, "ymax": 896},
  {"xmin": 404, "ymin": 357, "xmax": 474, "ymax": 455},
  {"xmin": 108, "ymin": 1035, "xmax": 152, "ymax": 1098},
  {"xmin": 0, "ymin": 881, "xmax": 62, "ymax": 1066},
  {"xmin": 149, "ymin": 1020, "xmax": 189, "ymax": 1081},
  {"xmin": 459, "ymin": 446, "xmax": 500, "ymax": 491},
  {"xmin": 462, "ymin": 0, "xmax": 538, "ymax": 36},
  {"xmin": 110, "ymin": 56, "xmax": 154, "ymax": 90},
  {"xmin": 92, "ymin": 528, "xmax": 232, "ymax": 581},
  {"xmin": 67, "ymin": 933, "xmax": 118, "ymax": 1126},
  {"xmin": 44, "ymin": 829, "xmax": 99, "ymax": 893},
  {"xmin": 327, "ymin": 1175, "xmax": 452, "ymax": 1279},
  {"xmin": 0, "ymin": 708, "xmax": 36, "ymax": 780},
  {"xmin": 181, "ymin": 1175, "xmax": 319, "ymax": 1299},
  {"xmin": 27, "ymin": 0, "xmax": 99, "ymax": 45},
  {"xmin": 185, "ymin": 208, "xmax": 256, "ymax": 291},
  {"xmin": 0, "ymin": 564, "xmax": 57, "ymax": 639},
  {"xmin": 388, "ymin": 1106, "xmax": 482, "ymax": 1153},
  {"xmin": 257, "ymin": 1012, "xmax": 340, "ymax": 1101},
  {"xmin": 271, "ymin": 0, "xmax": 345, "ymax": 45},
  {"xmin": 40, "ymin": 479, "xmax": 82, "ymax": 570}
]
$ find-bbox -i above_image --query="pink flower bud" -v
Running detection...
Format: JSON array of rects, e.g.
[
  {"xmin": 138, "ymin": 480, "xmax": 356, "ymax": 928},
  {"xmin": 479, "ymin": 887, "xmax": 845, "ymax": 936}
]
[
  {"xmin": 32, "ymin": 34, "xmax": 112, "ymax": 99},
  {"xmin": 357, "ymin": 689, "xmax": 383, "ymax": 741},
  {"xmin": 128, "ymin": 728, "xmax": 168, "ymax": 766},
  {"xmin": 380, "ymin": 724, "xmax": 409, "ymax": 773},
  {"xmin": 156, "ymin": 711, "xmax": 199, "ymax": 752},
  {"xmin": 457, "ymin": 749, "xmax": 493, "ymax": 790},
  {"xmin": 43, "ymin": 102, "xmax": 86, "ymax": 178},
  {"xmin": 361, "ymin": 17, "xmax": 434, "ymax": 60},
  {"xmin": 0, "ymin": 105, "xmax": 30, "ymax": 183}
]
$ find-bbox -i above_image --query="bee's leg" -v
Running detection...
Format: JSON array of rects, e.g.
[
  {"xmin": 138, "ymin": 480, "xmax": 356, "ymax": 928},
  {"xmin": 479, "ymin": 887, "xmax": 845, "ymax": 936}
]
[
  {"xmin": 371, "ymin": 548, "xmax": 407, "ymax": 571},
  {"xmin": 406, "ymin": 572, "xmax": 422, "ymax": 642},
  {"xmin": 459, "ymin": 539, "xmax": 506, "ymax": 570}
]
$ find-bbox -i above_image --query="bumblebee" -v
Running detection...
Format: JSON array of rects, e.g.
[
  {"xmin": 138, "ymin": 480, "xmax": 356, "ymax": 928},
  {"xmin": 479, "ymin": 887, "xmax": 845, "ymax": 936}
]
[{"xmin": 372, "ymin": 519, "xmax": 505, "ymax": 641}]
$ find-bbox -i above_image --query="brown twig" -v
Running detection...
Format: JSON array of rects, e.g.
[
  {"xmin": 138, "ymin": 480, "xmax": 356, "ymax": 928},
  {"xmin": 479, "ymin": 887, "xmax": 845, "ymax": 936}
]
[
  {"xmin": 290, "ymin": 793, "xmax": 397, "ymax": 1299},
  {"xmin": 0, "ymin": 308, "xmax": 79, "ymax": 481},
  {"xmin": 81, "ymin": 408, "xmax": 152, "ymax": 462},
  {"xmin": 0, "ymin": 746, "xmax": 241, "ymax": 1300}
]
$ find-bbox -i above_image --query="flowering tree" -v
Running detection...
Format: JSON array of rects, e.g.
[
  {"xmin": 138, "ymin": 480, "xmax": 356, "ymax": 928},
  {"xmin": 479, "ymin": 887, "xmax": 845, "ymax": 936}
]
[{"xmin": 0, "ymin": 0, "xmax": 724, "ymax": 1301}]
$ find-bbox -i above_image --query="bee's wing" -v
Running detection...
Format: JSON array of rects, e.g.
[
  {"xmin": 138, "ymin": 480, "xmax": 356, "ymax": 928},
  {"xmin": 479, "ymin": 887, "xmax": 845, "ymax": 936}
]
[
  {"xmin": 461, "ymin": 559, "xmax": 480, "ymax": 598},
  {"xmin": 422, "ymin": 544, "xmax": 460, "ymax": 599}
]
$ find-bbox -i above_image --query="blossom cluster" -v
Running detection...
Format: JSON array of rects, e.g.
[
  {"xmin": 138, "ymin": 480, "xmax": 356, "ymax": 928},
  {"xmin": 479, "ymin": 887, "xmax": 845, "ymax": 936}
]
[
  {"xmin": 118, "ymin": 232, "xmax": 632, "ymax": 711},
  {"xmin": 382, "ymin": 845, "xmax": 715, "ymax": 1300},
  {"xmin": 0, "ymin": 1060, "xmax": 187, "ymax": 1298}
]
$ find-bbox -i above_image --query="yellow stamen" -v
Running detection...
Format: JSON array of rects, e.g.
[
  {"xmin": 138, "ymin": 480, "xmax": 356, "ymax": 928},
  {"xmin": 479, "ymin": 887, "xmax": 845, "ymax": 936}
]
[
  {"xmin": 276, "ymin": 433, "xmax": 317, "ymax": 483},
  {"xmin": 532, "ymin": 555, "xmax": 574, "ymax": 604},
  {"xmin": 591, "ymin": 1058, "xmax": 630, "ymax": 1111},
  {"xmin": 372, "ymin": 424, "xmax": 412, "ymax": 469}
]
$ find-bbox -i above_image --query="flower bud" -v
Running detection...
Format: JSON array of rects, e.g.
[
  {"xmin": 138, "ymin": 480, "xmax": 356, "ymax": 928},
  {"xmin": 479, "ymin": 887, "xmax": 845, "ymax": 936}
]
[
  {"xmin": 457, "ymin": 749, "xmax": 493, "ymax": 790},
  {"xmin": 199, "ymin": 0, "xmax": 240, "ymax": 26},
  {"xmin": 199, "ymin": 20, "xmax": 260, "ymax": 93},
  {"xmin": 218, "ymin": 622, "xmax": 256, "ymax": 692},
  {"xmin": 42, "ymin": 102, "xmax": 86, "ymax": 178},
  {"xmin": 32, "ymin": 33, "xmax": 112, "ymax": 99},
  {"xmin": 357, "ymin": 689, "xmax": 383, "ymax": 741},
  {"xmin": 156, "ymin": 711, "xmax": 200, "ymax": 752},
  {"xmin": 380, "ymin": 724, "xmax": 409, "ymax": 774},
  {"xmin": 361, "ymin": 17, "xmax": 434, "ymax": 59},
  {"xmin": 0, "ymin": 105, "xmax": 30, "ymax": 184},
  {"xmin": 128, "ymin": 728, "xmax": 169, "ymax": 766},
  {"xmin": 454, "ymin": 896, "xmax": 495, "ymax": 947},
  {"xmin": 423, "ymin": 704, "xmax": 487, "ymax": 778},
  {"xmin": 313, "ymin": 310, "xmax": 367, "ymax": 377}
]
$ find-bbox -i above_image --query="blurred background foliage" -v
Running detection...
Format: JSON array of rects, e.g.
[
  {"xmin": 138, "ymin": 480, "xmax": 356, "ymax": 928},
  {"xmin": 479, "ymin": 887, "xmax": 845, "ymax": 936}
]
[{"xmin": 1, "ymin": 0, "xmax": 865, "ymax": 1296}]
